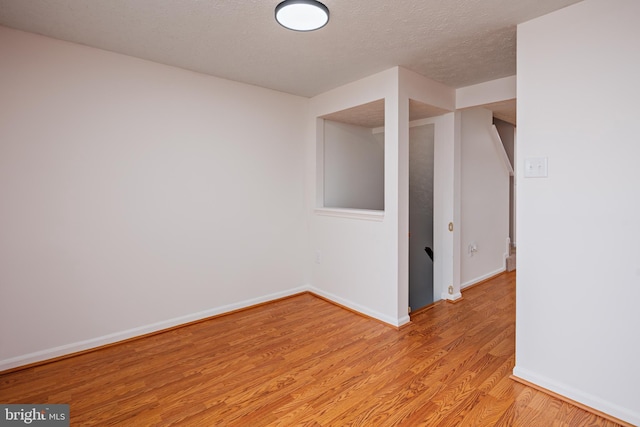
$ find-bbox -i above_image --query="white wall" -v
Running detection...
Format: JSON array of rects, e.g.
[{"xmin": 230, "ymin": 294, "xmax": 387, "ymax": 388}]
[
  {"xmin": 460, "ymin": 108, "xmax": 509, "ymax": 287},
  {"xmin": 307, "ymin": 68, "xmax": 457, "ymax": 325},
  {"xmin": 0, "ymin": 27, "xmax": 309, "ymax": 370},
  {"xmin": 515, "ymin": 1, "xmax": 640, "ymax": 424},
  {"xmin": 308, "ymin": 69, "xmax": 404, "ymax": 326},
  {"xmin": 456, "ymin": 76, "xmax": 516, "ymax": 110},
  {"xmin": 323, "ymin": 120, "xmax": 384, "ymax": 210},
  {"xmin": 400, "ymin": 68, "xmax": 460, "ymax": 303}
]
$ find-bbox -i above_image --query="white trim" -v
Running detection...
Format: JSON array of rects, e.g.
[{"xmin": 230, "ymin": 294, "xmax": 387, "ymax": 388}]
[
  {"xmin": 512, "ymin": 366, "xmax": 640, "ymax": 426},
  {"xmin": 0, "ymin": 285, "xmax": 310, "ymax": 372},
  {"xmin": 441, "ymin": 292, "xmax": 463, "ymax": 301},
  {"xmin": 0, "ymin": 282, "xmax": 412, "ymax": 372},
  {"xmin": 314, "ymin": 207, "xmax": 384, "ymax": 221},
  {"xmin": 396, "ymin": 314, "xmax": 411, "ymax": 326},
  {"xmin": 461, "ymin": 267, "xmax": 506, "ymax": 289},
  {"xmin": 505, "ymin": 237, "xmax": 511, "ymax": 260},
  {"xmin": 308, "ymin": 285, "xmax": 409, "ymax": 328}
]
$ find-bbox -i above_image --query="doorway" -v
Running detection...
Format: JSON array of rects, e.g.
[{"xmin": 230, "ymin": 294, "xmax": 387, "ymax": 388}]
[{"xmin": 409, "ymin": 123, "xmax": 435, "ymax": 311}]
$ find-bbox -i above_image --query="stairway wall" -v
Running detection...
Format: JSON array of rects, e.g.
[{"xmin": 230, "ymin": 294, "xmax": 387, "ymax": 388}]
[{"xmin": 460, "ymin": 108, "xmax": 510, "ymax": 288}]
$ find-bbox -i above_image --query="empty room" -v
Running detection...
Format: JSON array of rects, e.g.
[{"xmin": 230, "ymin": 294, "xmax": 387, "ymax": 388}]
[{"xmin": 1, "ymin": 0, "xmax": 638, "ymax": 425}]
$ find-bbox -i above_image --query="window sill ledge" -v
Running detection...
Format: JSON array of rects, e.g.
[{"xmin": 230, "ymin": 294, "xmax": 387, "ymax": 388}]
[{"xmin": 314, "ymin": 208, "xmax": 384, "ymax": 221}]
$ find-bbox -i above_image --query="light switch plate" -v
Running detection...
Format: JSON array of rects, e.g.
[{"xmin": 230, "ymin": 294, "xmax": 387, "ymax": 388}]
[{"xmin": 524, "ymin": 157, "xmax": 548, "ymax": 178}]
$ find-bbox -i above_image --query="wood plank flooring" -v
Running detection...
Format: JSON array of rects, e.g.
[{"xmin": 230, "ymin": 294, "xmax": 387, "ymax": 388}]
[{"xmin": 0, "ymin": 272, "xmax": 624, "ymax": 426}]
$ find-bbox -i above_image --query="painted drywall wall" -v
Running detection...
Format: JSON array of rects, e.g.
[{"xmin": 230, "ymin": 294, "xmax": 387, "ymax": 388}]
[
  {"xmin": 400, "ymin": 68, "xmax": 460, "ymax": 303},
  {"xmin": 515, "ymin": 0, "xmax": 640, "ymax": 424},
  {"xmin": 456, "ymin": 76, "xmax": 516, "ymax": 110},
  {"xmin": 308, "ymin": 68, "xmax": 457, "ymax": 325},
  {"xmin": 308, "ymin": 69, "xmax": 403, "ymax": 326},
  {"xmin": 460, "ymin": 108, "xmax": 509, "ymax": 287},
  {"xmin": 0, "ymin": 27, "xmax": 309, "ymax": 370},
  {"xmin": 323, "ymin": 120, "xmax": 384, "ymax": 210},
  {"xmin": 494, "ymin": 118, "xmax": 516, "ymax": 245}
]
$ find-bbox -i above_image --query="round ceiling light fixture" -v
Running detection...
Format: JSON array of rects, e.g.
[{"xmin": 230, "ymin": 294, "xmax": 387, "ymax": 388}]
[{"xmin": 275, "ymin": 0, "xmax": 330, "ymax": 32}]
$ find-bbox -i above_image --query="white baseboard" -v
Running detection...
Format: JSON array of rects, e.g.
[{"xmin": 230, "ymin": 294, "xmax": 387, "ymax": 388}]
[
  {"xmin": 0, "ymin": 284, "xmax": 412, "ymax": 372},
  {"xmin": 461, "ymin": 267, "xmax": 506, "ymax": 290},
  {"xmin": 307, "ymin": 285, "xmax": 409, "ymax": 328},
  {"xmin": 441, "ymin": 291, "xmax": 463, "ymax": 301},
  {"xmin": 0, "ymin": 285, "xmax": 310, "ymax": 372},
  {"xmin": 512, "ymin": 366, "xmax": 639, "ymax": 426}
]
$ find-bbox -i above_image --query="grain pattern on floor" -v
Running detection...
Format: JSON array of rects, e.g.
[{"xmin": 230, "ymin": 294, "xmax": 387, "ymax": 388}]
[{"xmin": 0, "ymin": 272, "xmax": 623, "ymax": 426}]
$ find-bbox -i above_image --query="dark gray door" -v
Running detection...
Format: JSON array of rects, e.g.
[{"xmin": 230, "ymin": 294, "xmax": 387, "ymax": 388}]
[{"xmin": 409, "ymin": 124, "xmax": 434, "ymax": 311}]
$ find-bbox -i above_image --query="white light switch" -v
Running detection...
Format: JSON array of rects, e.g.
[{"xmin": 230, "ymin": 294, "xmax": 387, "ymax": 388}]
[{"xmin": 524, "ymin": 157, "xmax": 548, "ymax": 178}]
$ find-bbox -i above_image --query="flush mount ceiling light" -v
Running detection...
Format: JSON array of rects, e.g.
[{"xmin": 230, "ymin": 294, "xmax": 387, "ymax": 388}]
[{"xmin": 275, "ymin": 0, "xmax": 330, "ymax": 32}]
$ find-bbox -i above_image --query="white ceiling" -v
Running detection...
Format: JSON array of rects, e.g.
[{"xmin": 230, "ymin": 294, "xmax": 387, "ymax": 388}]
[{"xmin": 0, "ymin": 0, "xmax": 582, "ymax": 121}]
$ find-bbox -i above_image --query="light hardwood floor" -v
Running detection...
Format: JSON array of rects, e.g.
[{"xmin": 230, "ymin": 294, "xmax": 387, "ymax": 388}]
[{"xmin": 0, "ymin": 272, "xmax": 624, "ymax": 426}]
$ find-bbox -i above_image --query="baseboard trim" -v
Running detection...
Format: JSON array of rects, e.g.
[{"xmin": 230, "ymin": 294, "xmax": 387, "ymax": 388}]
[
  {"xmin": 511, "ymin": 370, "xmax": 638, "ymax": 426},
  {"xmin": 1, "ymin": 286, "xmax": 410, "ymax": 374},
  {"xmin": 307, "ymin": 286, "xmax": 409, "ymax": 329},
  {"xmin": 0, "ymin": 286, "xmax": 310, "ymax": 374},
  {"xmin": 461, "ymin": 270, "xmax": 508, "ymax": 292},
  {"xmin": 461, "ymin": 267, "xmax": 506, "ymax": 290},
  {"xmin": 440, "ymin": 291, "xmax": 463, "ymax": 302}
]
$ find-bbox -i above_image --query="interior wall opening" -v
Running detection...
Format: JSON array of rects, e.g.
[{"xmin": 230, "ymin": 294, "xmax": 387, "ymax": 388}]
[
  {"xmin": 318, "ymin": 99, "xmax": 385, "ymax": 211},
  {"xmin": 408, "ymin": 122, "xmax": 435, "ymax": 311}
]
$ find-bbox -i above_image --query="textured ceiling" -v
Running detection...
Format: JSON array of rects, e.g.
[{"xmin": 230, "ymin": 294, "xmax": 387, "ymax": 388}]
[{"xmin": 0, "ymin": 0, "xmax": 582, "ymax": 120}]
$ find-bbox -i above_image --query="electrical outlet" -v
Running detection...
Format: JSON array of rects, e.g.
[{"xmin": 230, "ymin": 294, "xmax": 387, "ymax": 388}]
[
  {"xmin": 468, "ymin": 243, "xmax": 478, "ymax": 256},
  {"xmin": 448, "ymin": 285, "xmax": 454, "ymax": 295}
]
